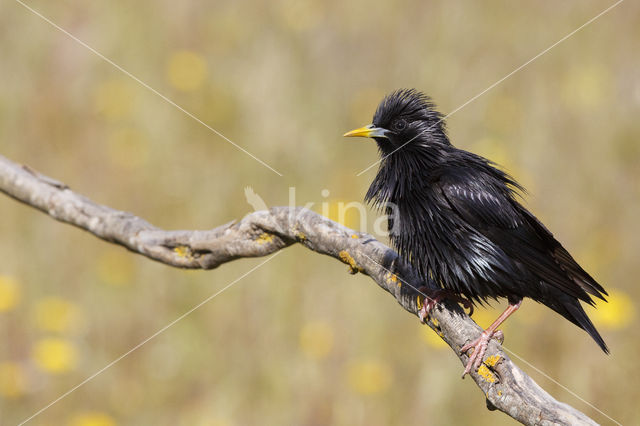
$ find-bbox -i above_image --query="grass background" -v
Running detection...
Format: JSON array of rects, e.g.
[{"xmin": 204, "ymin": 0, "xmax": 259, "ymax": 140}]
[{"xmin": 1, "ymin": 1, "xmax": 639, "ymax": 425}]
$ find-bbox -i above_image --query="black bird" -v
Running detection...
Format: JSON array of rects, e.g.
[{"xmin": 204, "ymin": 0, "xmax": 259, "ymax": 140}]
[{"xmin": 344, "ymin": 89, "xmax": 608, "ymax": 376}]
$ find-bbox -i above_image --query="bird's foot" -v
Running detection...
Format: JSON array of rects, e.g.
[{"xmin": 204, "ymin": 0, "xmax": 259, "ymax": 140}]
[
  {"xmin": 417, "ymin": 289, "xmax": 439, "ymax": 324},
  {"xmin": 417, "ymin": 288, "xmax": 474, "ymax": 324},
  {"xmin": 459, "ymin": 330, "xmax": 504, "ymax": 378}
]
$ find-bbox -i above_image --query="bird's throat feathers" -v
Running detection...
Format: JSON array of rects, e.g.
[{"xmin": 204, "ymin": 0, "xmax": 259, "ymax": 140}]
[{"xmin": 366, "ymin": 141, "xmax": 452, "ymax": 208}]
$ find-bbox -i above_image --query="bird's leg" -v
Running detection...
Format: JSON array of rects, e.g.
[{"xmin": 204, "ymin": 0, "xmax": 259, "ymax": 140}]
[
  {"xmin": 460, "ymin": 300, "xmax": 522, "ymax": 378},
  {"xmin": 417, "ymin": 287, "xmax": 474, "ymax": 323}
]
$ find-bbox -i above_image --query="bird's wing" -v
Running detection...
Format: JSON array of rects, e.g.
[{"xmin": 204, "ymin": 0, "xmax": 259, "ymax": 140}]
[
  {"xmin": 438, "ymin": 170, "xmax": 606, "ymax": 303},
  {"xmin": 437, "ymin": 173, "xmax": 523, "ymax": 230}
]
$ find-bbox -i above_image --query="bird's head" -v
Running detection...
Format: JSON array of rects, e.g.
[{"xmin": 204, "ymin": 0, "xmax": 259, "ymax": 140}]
[{"xmin": 344, "ymin": 89, "xmax": 449, "ymax": 155}]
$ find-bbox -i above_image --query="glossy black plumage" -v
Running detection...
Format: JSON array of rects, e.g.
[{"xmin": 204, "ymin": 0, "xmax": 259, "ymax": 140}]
[{"xmin": 358, "ymin": 89, "xmax": 608, "ymax": 353}]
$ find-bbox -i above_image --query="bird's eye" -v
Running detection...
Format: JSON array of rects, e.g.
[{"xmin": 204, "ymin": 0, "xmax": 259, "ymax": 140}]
[{"xmin": 392, "ymin": 119, "xmax": 407, "ymax": 131}]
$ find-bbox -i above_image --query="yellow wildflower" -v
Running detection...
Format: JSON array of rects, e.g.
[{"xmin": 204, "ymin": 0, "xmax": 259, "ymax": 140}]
[
  {"xmin": 33, "ymin": 338, "xmax": 78, "ymax": 374},
  {"xmin": 94, "ymin": 79, "xmax": 134, "ymax": 120},
  {"xmin": 299, "ymin": 321, "xmax": 334, "ymax": 360},
  {"xmin": 347, "ymin": 359, "xmax": 393, "ymax": 395},
  {"xmin": 0, "ymin": 362, "xmax": 28, "ymax": 398},
  {"xmin": 32, "ymin": 297, "xmax": 83, "ymax": 334},
  {"xmin": 592, "ymin": 289, "xmax": 635, "ymax": 330},
  {"xmin": 96, "ymin": 249, "xmax": 134, "ymax": 286},
  {"xmin": 68, "ymin": 411, "xmax": 117, "ymax": 426},
  {"xmin": 0, "ymin": 275, "xmax": 20, "ymax": 312},
  {"xmin": 167, "ymin": 51, "xmax": 207, "ymax": 92}
]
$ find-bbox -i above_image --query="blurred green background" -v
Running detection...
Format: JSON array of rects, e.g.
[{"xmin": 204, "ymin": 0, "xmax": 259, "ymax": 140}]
[{"xmin": 1, "ymin": 0, "xmax": 639, "ymax": 425}]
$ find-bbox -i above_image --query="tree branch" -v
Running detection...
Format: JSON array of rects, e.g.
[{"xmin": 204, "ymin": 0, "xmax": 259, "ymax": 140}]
[{"xmin": 0, "ymin": 154, "xmax": 597, "ymax": 425}]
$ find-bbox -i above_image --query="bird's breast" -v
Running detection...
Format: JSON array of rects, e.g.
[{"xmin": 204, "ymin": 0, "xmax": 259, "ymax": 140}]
[{"xmin": 388, "ymin": 195, "xmax": 515, "ymax": 301}]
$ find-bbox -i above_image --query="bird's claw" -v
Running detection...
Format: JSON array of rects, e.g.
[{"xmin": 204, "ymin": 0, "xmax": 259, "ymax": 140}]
[
  {"xmin": 418, "ymin": 296, "xmax": 438, "ymax": 324},
  {"xmin": 417, "ymin": 288, "xmax": 474, "ymax": 324},
  {"xmin": 417, "ymin": 287, "xmax": 445, "ymax": 323},
  {"xmin": 459, "ymin": 330, "xmax": 504, "ymax": 378}
]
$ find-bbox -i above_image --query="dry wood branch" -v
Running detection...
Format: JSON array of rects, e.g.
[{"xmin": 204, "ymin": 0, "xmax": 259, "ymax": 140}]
[{"xmin": 0, "ymin": 154, "xmax": 597, "ymax": 425}]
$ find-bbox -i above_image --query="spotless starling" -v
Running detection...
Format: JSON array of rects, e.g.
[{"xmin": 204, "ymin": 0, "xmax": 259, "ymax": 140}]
[{"xmin": 344, "ymin": 89, "xmax": 608, "ymax": 377}]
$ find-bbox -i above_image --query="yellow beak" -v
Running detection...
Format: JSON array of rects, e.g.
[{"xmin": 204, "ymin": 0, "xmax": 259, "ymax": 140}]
[{"xmin": 343, "ymin": 124, "xmax": 388, "ymax": 139}]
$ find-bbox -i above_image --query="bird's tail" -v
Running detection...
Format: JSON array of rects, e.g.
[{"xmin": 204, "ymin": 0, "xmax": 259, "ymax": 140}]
[{"xmin": 553, "ymin": 296, "xmax": 609, "ymax": 354}]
